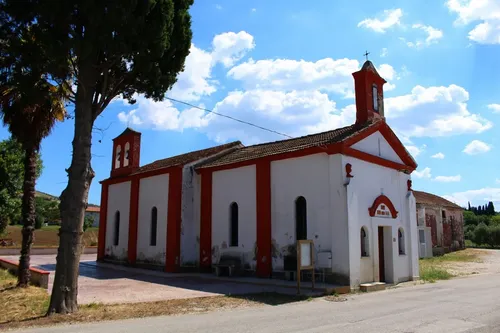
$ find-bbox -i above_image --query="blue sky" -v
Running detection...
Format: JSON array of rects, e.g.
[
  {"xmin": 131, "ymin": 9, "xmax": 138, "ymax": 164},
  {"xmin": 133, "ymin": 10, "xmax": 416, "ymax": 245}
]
[{"xmin": 1, "ymin": 0, "xmax": 499, "ymax": 207}]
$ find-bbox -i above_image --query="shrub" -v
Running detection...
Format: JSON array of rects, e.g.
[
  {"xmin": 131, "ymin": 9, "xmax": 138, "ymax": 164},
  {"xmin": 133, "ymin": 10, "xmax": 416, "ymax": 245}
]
[
  {"xmin": 472, "ymin": 223, "xmax": 489, "ymax": 246},
  {"xmin": 0, "ymin": 215, "xmax": 8, "ymax": 235},
  {"xmin": 34, "ymin": 215, "xmax": 44, "ymax": 230},
  {"xmin": 83, "ymin": 215, "xmax": 94, "ymax": 232}
]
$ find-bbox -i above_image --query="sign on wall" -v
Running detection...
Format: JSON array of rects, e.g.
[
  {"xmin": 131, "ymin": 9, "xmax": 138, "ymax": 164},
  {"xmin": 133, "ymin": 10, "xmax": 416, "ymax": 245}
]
[
  {"xmin": 297, "ymin": 240, "xmax": 315, "ymax": 294},
  {"xmin": 368, "ymin": 194, "xmax": 399, "ymax": 218}
]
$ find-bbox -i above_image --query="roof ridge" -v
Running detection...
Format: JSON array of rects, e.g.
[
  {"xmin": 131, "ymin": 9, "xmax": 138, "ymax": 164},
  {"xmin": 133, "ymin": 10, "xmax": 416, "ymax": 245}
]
[{"xmin": 238, "ymin": 123, "xmax": 358, "ymax": 150}]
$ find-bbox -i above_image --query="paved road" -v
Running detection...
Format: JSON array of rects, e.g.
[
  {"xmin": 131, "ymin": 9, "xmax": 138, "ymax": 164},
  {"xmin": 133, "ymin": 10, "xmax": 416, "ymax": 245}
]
[{"xmin": 14, "ymin": 272, "xmax": 500, "ymax": 333}]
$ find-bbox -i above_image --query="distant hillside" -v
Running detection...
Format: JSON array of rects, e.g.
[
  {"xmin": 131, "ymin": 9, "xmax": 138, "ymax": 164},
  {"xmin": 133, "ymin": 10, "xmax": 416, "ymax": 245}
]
[
  {"xmin": 35, "ymin": 190, "xmax": 99, "ymax": 207},
  {"xmin": 35, "ymin": 191, "xmax": 59, "ymax": 201}
]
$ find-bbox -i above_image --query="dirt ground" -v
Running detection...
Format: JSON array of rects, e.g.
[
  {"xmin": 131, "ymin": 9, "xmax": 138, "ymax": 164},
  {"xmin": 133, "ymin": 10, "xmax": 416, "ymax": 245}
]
[{"xmin": 443, "ymin": 248, "xmax": 500, "ymax": 277}]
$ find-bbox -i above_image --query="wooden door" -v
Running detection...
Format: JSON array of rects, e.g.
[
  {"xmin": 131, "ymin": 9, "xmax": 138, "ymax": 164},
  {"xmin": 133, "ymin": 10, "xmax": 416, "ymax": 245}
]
[{"xmin": 378, "ymin": 226, "xmax": 385, "ymax": 282}]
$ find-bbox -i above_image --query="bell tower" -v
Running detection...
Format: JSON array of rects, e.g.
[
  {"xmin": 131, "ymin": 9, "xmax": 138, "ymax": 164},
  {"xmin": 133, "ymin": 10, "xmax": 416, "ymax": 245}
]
[
  {"xmin": 110, "ymin": 127, "xmax": 141, "ymax": 178},
  {"xmin": 352, "ymin": 59, "xmax": 387, "ymax": 126}
]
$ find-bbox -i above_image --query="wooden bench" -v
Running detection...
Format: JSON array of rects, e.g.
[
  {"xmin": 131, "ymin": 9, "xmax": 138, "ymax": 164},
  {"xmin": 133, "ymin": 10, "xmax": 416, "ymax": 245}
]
[{"xmin": 214, "ymin": 254, "xmax": 242, "ymax": 277}]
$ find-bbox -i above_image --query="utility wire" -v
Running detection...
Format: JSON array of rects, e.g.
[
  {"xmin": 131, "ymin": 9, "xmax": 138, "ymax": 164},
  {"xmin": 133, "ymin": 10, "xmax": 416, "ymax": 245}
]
[{"xmin": 164, "ymin": 96, "xmax": 294, "ymax": 139}]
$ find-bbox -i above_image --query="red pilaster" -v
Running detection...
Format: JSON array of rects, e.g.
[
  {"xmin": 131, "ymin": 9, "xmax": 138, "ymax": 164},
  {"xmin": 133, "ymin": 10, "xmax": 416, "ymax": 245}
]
[
  {"xmin": 97, "ymin": 183, "xmax": 109, "ymax": 260},
  {"xmin": 127, "ymin": 178, "xmax": 140, "ymax": 264},
  {"xmin": 166, "ymin": 167, "xmax": 183, "ymax": 272},
  {"xmin": 199, "ymin": 170, "xmax": 213, "ymax": 272},
  {"xmin": 256, "ymin": 161, "xmax": 272, "ymax": 278}
]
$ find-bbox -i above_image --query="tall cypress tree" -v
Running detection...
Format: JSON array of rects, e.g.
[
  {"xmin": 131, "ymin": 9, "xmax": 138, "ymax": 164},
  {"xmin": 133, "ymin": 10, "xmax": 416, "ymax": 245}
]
[{"xmin": 1, "ymin": 0, "xmax": 194, "ymax": 314}]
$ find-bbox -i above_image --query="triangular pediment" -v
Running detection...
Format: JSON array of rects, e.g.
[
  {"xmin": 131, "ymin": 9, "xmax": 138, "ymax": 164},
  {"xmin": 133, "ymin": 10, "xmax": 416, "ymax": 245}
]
[{"xmin": 343, "ymin": 121, "xmax": 417, "ymax": 171}]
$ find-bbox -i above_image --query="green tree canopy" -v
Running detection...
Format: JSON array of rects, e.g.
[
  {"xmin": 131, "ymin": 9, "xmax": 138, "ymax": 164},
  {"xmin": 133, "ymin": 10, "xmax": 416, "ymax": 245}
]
[
  {"xmin": 0, "ymin": 138, "xmax": 42, "ymax": 226},
  {"xmin": 0, "ymin": 0, "xmax": 193, "ymax": 313}
]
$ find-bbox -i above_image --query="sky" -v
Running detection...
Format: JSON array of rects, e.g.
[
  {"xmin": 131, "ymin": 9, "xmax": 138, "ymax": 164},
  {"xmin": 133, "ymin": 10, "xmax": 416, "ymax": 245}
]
[{"xmin": 1, "ymin": 0, "xmax": 499, "ymax": 207}]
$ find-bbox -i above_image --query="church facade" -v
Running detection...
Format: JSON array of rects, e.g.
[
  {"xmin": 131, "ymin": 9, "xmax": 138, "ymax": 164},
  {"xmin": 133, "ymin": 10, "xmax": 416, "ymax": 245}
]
[{"xmin": 98, "ymin": 60, "xmax": 420, "ymax": 288}]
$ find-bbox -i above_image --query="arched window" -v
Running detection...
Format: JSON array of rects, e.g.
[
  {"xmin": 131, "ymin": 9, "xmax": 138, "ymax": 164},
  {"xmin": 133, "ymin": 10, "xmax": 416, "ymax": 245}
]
[
  {"xmin": 124, "ymin": 142, "xmax": 130, "ymax": 167},
  {"xmin": 115, "ymin": 145, "xmax": 122, "ymax": 169},
  {"xmin": 229, "ymin": 202, "xmax": 238, "ymax": 247},
  {"xmin": 372, "ymin": 85, "xmax": 379, "ymax": 112},
  {"xmin": 295, "ymin": 196, "xmax": 307, "ymax": 241},
  {"xmin": 361, "ymin": 227, "xmax": 369, "ymax": 257},
  {"xmin": 150, "ymin": 207, "xmax": 158, "ymax": 246},
  {"xmin": 398, "ymin": 228, "xmax": 405, "ymax": 255},
  {"xmin": 114, "ymin": 211, "xmax": 120, "ymax": 246}
]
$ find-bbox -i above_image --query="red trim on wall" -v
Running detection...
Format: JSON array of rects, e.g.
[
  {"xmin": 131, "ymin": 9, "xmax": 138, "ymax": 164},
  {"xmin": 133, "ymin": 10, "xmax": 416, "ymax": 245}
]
[
  {"xmin": 368, "ymin": 195, "xmax": 399, "ymax": 218},
  {"xmin": 166, "ymin": 167, "xmax": 183, "ymax": 273},
  {"xmin": 199, "ymin": 170, "xmax": 213, "ymax": 272},
  {"xmin": 127, "ymin": 178, "xmax": 140, "ymax": 264},
  {"xmin": 256, "ymin": 161, "xmax": 272, "ymax": 278},
  {"xmin": 97, "ymin": 183, "xmax": 109, "ymax": 260},
  {"xmin": 343, "ymin": 147, "xmax": 415, "ymax": 173}
]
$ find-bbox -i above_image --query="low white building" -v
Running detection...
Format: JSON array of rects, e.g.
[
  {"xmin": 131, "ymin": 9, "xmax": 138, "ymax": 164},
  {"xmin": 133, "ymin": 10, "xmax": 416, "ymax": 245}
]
[{"xmin": 98, "ymin": 60, "xmax": 420, "ymax": 288}]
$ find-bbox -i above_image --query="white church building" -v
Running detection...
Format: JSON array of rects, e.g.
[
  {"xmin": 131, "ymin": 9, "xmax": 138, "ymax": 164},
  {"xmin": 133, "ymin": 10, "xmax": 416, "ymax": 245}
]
[{"xmin": 98, "ymin": 60, "xmax": 420, "ymax": 288}]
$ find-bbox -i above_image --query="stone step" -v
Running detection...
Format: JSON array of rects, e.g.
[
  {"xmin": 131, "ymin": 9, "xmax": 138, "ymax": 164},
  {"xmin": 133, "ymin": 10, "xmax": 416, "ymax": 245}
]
[{"xmin": 360, "ymin": 282, "xmax": 386, "ymax": 292}]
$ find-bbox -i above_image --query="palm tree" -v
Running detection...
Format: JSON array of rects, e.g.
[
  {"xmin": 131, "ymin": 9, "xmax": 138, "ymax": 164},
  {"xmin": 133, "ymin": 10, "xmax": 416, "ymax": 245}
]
[{"xmin": 0, "ymin": 78, "xmax": 66, "ymax": 287}]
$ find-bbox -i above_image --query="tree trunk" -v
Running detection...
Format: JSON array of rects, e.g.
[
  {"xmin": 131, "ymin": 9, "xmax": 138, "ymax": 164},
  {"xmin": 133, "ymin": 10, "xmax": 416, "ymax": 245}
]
[
  {"xmin": 47, "ymin": 74, "xmax": 95, "ymax": 314},
  {"xmin": 17, "ymin": 145, "xmax": 38, "ymax": 288}
]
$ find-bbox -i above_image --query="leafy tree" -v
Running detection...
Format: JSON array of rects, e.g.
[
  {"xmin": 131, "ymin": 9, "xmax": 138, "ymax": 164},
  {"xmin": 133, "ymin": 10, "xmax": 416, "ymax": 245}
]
[
  {"xmin": 0, "ymin": 45, "xmax": 66, "ymax": 287},
  {"xmin": 0, "ymin": 0, "xmax": 193, "ymax": 313},
  {"xmin": 0, "ymin": 138, "xmax": 42, "ymax": 233},
  {"xmin": 34, "ymin": 214, "xmax": 44, "ymax": 230},
  {"xmin": 35, "ymin": 196, "xmax": 60, "ymax": 223},
  {"xmin": 473, "ymin": 223, "xmax": 489, "ymax": 246},
  {"xmin": 83, "ymin": 215, "xmax": 94, "ymax": 232}
]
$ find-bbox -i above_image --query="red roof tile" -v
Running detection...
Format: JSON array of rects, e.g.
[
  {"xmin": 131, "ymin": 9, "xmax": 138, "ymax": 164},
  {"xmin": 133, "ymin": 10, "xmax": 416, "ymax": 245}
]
[
  {"xmin": 86, "ymin": 206, "xmax": 100, "ymax": 213},
  {"xmin": 132, "ymin": 141, "xmax": 243, "ymax": 174},
  {"xmin": 197, "ymin": 121, "xmax": 377, "ymax": 169},
  {"xmin": 414, "ymin": 190, "xmax": 463, "ymax": 210}
]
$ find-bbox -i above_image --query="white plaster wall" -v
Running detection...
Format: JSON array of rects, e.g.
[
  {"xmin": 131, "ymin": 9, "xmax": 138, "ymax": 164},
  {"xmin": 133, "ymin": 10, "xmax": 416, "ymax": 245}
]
[
  {"xmin": 136, "ymin": 174, "xmax": 169, "ymax": 264},
  {"xmin": 212, "ymin": 165, "xmax": 257, "ymax": 269},
  {"xmin": 343, "ymin": 155, "xmax": 416, "ymax": 285},
  {"xmin": 351, "ymin": 131, "xmax": 404, "ymax": 164},
  {"xmin": 105, "ymin": 181, "xmax": 131, "ymax": 260},
  {"xmin": 271, "ymin": 154, "xmax": 332, "ymax": 271},
  {"xmin": 329, "ymin": 154, "xmax": 350, "ymax": 282}
]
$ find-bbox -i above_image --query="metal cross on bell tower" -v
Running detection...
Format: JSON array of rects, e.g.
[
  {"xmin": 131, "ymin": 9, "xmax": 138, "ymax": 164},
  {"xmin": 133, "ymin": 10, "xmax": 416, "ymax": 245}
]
[{"xmin": 364, "ymin": 50, "xmax": 370, "ymax": 61}]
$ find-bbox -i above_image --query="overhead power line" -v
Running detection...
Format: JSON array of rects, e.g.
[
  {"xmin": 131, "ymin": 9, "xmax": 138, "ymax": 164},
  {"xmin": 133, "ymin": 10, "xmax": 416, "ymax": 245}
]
[{"xmin": 164, "ymin": 96, "xmax": 294, "ymax": 139}]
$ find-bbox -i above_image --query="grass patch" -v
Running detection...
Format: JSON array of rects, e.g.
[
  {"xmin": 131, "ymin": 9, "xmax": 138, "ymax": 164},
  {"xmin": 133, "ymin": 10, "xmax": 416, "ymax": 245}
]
[
  {"xmin": 0, "ymin": 270, "xmax": 310, "ymax": 331},
  {"xmin": 419, "ymin": 249, "xmax": 484, "ymax": 282},
  {"xmin": 419, "ymin": 263, "xmax": 453, "ymax": 282},
  {"xmin": 2, "ymin": 225, "xmax": 98, "ymax": 248}
]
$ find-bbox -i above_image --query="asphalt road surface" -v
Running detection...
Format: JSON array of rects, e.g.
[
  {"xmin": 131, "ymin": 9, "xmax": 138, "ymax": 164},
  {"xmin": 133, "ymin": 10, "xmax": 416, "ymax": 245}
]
[{"xmin": 13, "ymin": 273, "xmax": 500, "ymax": 333}]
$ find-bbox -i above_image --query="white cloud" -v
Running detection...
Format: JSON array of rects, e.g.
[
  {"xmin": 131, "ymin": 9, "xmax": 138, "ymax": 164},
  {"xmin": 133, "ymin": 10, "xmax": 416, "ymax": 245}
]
[
  {"xmin": 358, "ymin": 9, "xmax": 403, "ymax": 33},
  {"xmin": 227, "ymin": 58, "xmax": 397, "ymax": 97},
  {"xmin": 447, "ymin": 0, "xmax": 500, "ymax": 44},
  {"xmin": 406, "ymin": 144, "xmax": 426, "ymax": 157},
  {"xmin": 463, "ymin": 140, "xmax": 492, "ymax": 155},
  {"xmin": 405, "ymin": 24, "xmax": 444, "ymax": 48},
  {"xmin": 134, "ymin": 31, "xmax": 255, "ymax": 102},
  {"xmin": 434, "ymin": 175, "xmax": 461, "ymax": 182},
  {"xmin": 385, "ymin": 84, "xmax": 493, "ymax": 137},
  {"xmin": 251, "ymin": 8, "xmax": 257, "ymax": 12},
  {"xmin": 496, "ymin": 179, "xmax": 500, "ymax": 184},
  {"xmin": 431, "ymin": 152, "xmax": 445, "ymax": 159},
  {"xmin": 215, "ymin": 4, "xmax": 222, "ymax": 10},
  {"xmin": 380, "ymin": 48, "xmax": 388, "ymax": 57},
  {"xmin": 211, "ymin": 31, "xmax": 255, "ymax": 68},
  {"xmin": 488, "ymin": 104, "xmax": 500, "ymax": 113},
  {"xmin": 413, "ymin": 167, "xmax": 432, "ymax": 179},
  {"xmin": 167, "ymin": 44, "xmax": 217, "ymax": 102},
  {"xmin": 444, "ymin": 187, "xmax": 500, "ymax": 206},
  {"xmin": 117, "ymin": 95, "xmax": 210, "ymax": 131}
]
